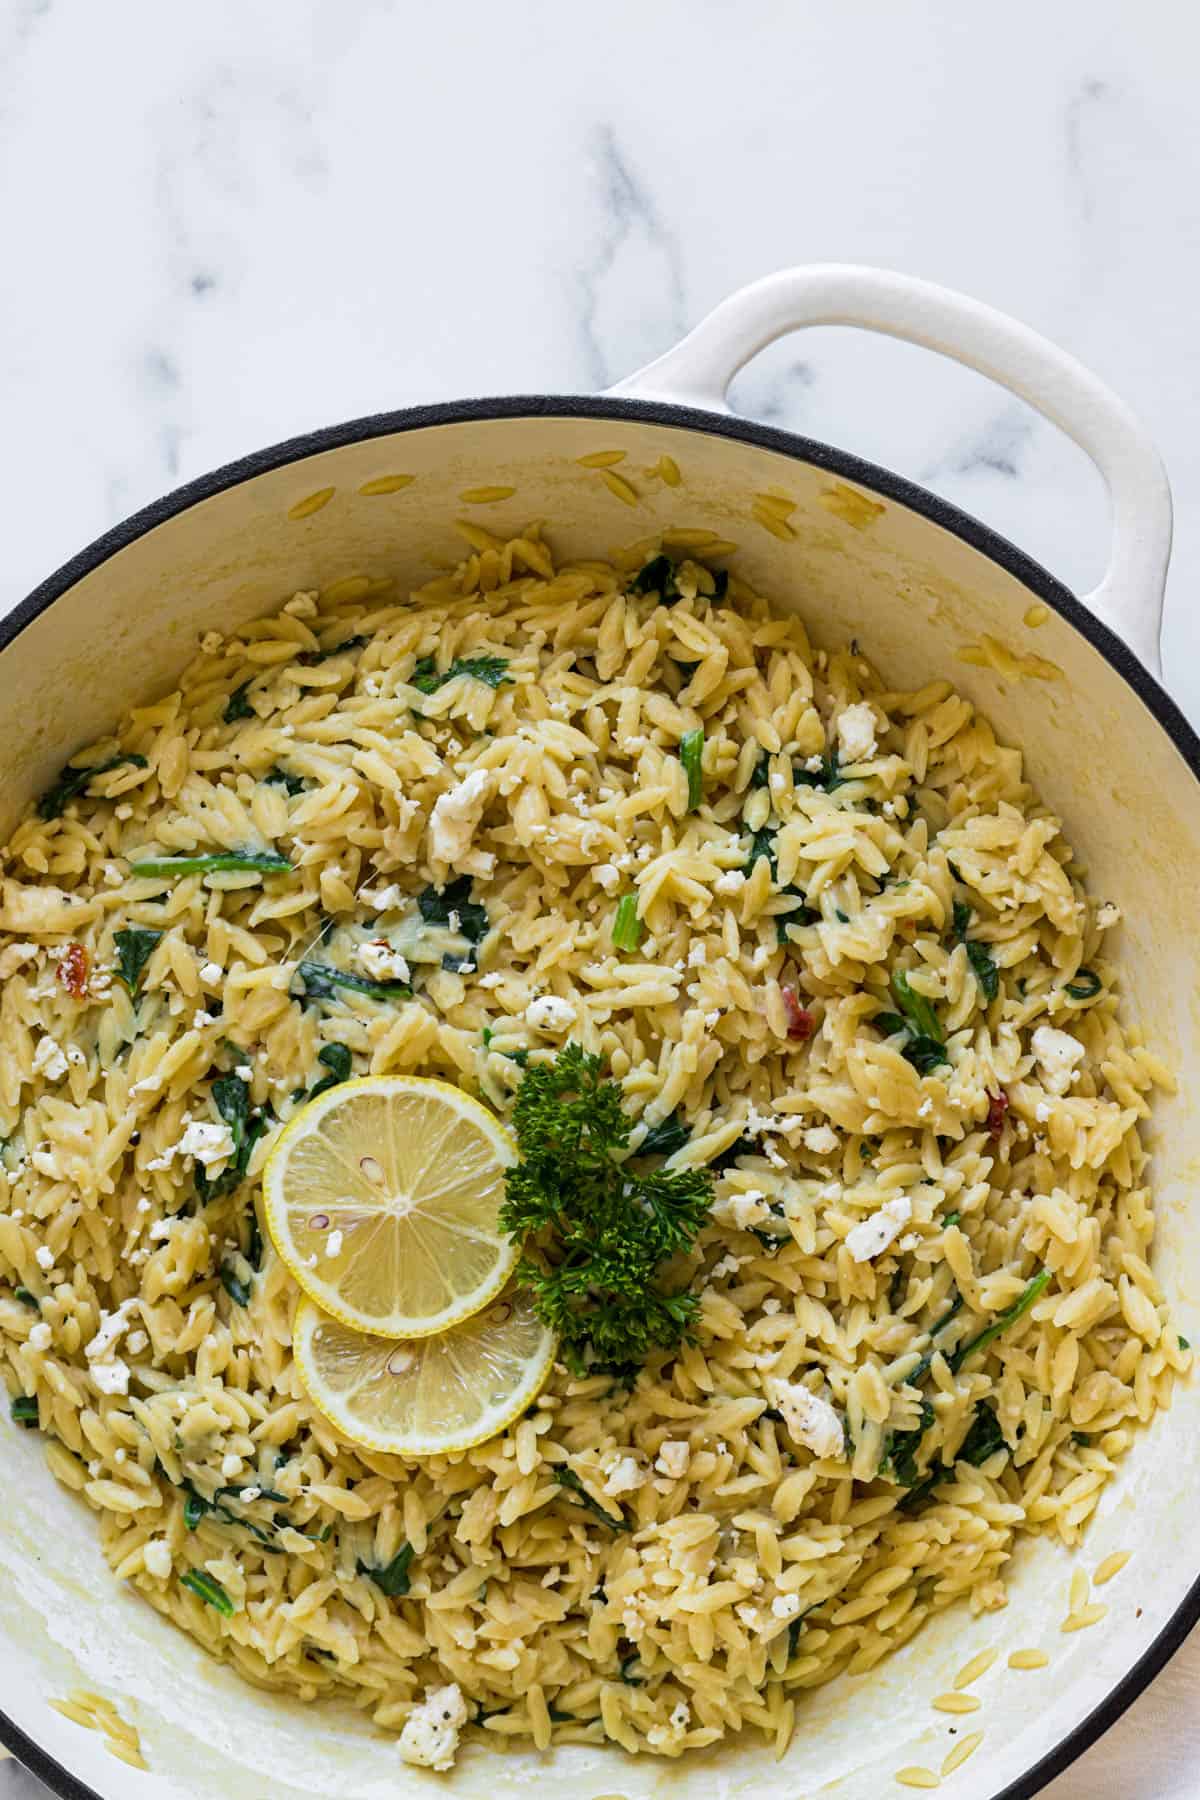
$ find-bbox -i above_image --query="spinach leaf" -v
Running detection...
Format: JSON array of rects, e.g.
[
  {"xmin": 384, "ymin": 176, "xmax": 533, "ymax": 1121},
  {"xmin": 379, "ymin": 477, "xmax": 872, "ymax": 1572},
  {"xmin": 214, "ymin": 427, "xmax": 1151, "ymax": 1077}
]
[
  {"xmin": 947, "ymin": 1268, "xmax": 1050, "ymax": 1373},
  {"xmin": 951, "ymin": 901, "xmax": 999, "ymax": 1001},
  {"xmin": 244, "ymin": 1204, "xmax": 264, "ymax": 1272},
  {"xmin": 113, "ymin": 927, "xmax": 163, "ymax": 998},
  {"xmin": 794, "ymin": 752, "xmax": 845, "ymax": 792},
  {"xmin": 300, "ymin": 634, "xmax": 367, "ymax": 666},
  {"xmin": 219, "ymin": 1262, "xmax": 251, "ymax": 1308},
  {"xmin": 1066, "ymin": 969, "xmax": 1102, "ymax": 1001},
  {"xmin": 553, "ymin": 1467, "xmax": 629, "ymax": 1532},
  {"xmin": 410, "ymin": 654, "xmax": 510, "ymax": 695},
  {"xmin": 745, "ymin": 825, "xmax": 777, "ymax": 878},
  {"xmin": 680, "ymin": 728, "xmax": 704, "ymax": 811},
  {"xmin": 309, "ymin": 1043, "xmax": 352, "ymax": 1098},
  {"xmin": 965, "ymin": 941, "xmax": 999, "ymax": 1003},
  {"xmin": 223, "ymin": 682, "xmax": 256, "ymax": 724},
  {"xmin": 888, "ymin": 1398, "xmax": 935, "ymax": 1487},
  {"xmin": 131, "ymin": 849, "xmax": 291, "ymax": 880},
  {"xmin": 195, "ymin": 1075, "xmax": 267, "ymax": 1203},
  {"xmin": 180, "ymin": 1569, "xmax": 236, "ymax": 1616},
  {"xmin": 417, "ymin": 876, "xmax": 488, "ymax": 945},
  {"xmin": 876, "ymin": 970, "xmax": 949, "ymax": 1074},
  {"xmin": 293, "ymin": 961, "xmax": 412, "ymax": 1006},
  {"xmin": 38, "ymin": 754, "xmax": 147, "ymax": 820},
  {"xmin": 11, "ymin": 1395, "xmax": 38, "ymax": 1428},
  {"xmin": 711, "ymin": 1133, "xmax": 758, "ymax": 1173},
  {"xmin": 263, "ymin": 767, "xmax": 307, "ymax": 796},
  {"xmin": 629, "ymin": 554, "xmax": 679, "ymax": 600},
  {"xmin": 357, "ymin": 1543, "xmax": 415, "ymax": 1597},
  {"xmin": 637, "ymin": 1112, "xmax": 690, "ymax": 1158},
  {"xmin": 958, "ymin": 1402, "xmax": 1007, "ymax": 1466},
  {"xmin": 13, "ymin": 1287, "xmax": 39, "ymax": 1311},
  {"xmin": 891, "ymin": 970, "xmax": 941, "ymax": 1041}
]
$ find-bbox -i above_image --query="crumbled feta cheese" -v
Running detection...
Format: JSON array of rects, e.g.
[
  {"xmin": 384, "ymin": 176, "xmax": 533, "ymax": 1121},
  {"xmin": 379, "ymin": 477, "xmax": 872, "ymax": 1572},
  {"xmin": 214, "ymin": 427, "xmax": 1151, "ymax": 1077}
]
[
  {"xmin": 234, "ymin": 1065, "xmax": 252, "ymax": 1083},
  {"xmin": 126, "ymin": 1330, "xmax": 149, "ymax": 1354},
  {"xmin": 714, "ymin": 870, "xmax": 746, "ymax": 896},
  {"xmin": 34, "ymin": 1246, "xmax": 54, "ymax": 1271},
  {"xmin": 199, "ymin": 630, "xmax": 223, "ymax": 654},
  {"xmin": 836, "ymin": 703, "xmax": 878, "ymax": 763},
  {"xmin": 477, "ymin": 972, "xmax": 504, "ymax": 990},
  {"xmin": 711, "ymin": 1254, "xmax": 741, "ymax": 1279},
  {"xmin": 398, "ymin": 1684, "xmax": 468, "ymax": 1773},
  {"xmin": 771, "ymin": 1592, "xmax": 802, "ymax": 1620},
  {"xmin": 603, "ymin": 1456, "xmax": 645, "ymax": 1497},
  {"xmin": 147, "ymin": 1219, "xmax": 173, "ymax": 1241},
  {"xmin": 91, "ymin": 1359, "xmax": 130, "ymax": 1396},
  {"xmin": 669, "ymin": 1701, "xmax": 690, "ymax": 1732},
  {"xmin": 143, "ymin": 1539, "xmax": 173, "ymax": 1579},
  {"xmin": 358, "ymin": 940, "xmax": 411, "ymax": 983},
  {"xmin": 326, "ymin": 1229, "xmax": 344, "ymax": 1259},
  {"xmin": 221, "ymin": 1452, "xmax": 242, "ymax": 1479},
  {"xmin": 525, "ymin": 995, "xmax": 577, "ymax": 1033},
  {"xmin": 1034, "ymin": 1101, "xmax": 1052, "ymax": 1123},
  {"xmin": 1096, "ymin": 902, "xmax": 1122, "ymax": 930},
  {"xmin": 761, "ymin": 1296, "xmax": 782, "ymax": 1316},
  {"xmin": 240, "ymin": 1486, "xmax": 262, "ymax": 1503},
  {"xmin": 86, "ymin": 1301, "xmax": 137, "ymax": 1362},
  {"xmin": 767, "ymin": 1378, "xmax": 844, "ymax": 1459},
  {"xmin": 655, "ymin": 1440, "xmax": 690, "ymax": 1479},
  {"xmin": 687, "ymin": 941, "xmax": 708, "ymax": 967},
  {"xmin": 179, "ymin": 1121, "xmax": 237, "ymax": 1169},
  {"xmin": 802, "ymin": 1124, "xmax": 839, "ymax": 1155},
  {"xmin": 593, "ymin": 864, "xmax": 621, "ymax": 893},
  {"xmin": 361, "ymin": 884, "xmax": 405, "ymax": 912},
  {"xmin": 282, "ymin": 590, "xmax": 319, "ymax": 618},
  {"xmin": 1032, "ymin": 1025, "xmax": 1086, "ymax": 1096},
  {"xmin": 31, "ymin": 1037, "xmax": 68, "ymax": 1082},
  {"xmin": 844, "ymin": 1195, "xmax": 913, "ymax": 1263},
  {"xmin": 198, "ymin": 961, "xmax": 222, "ymax": 984},
  {"xmin": 193, "ymin": 1011, "xmax": 216, "ymax": 1029},
  {"xmin": 429, "ymin": 769, "xmax": 493, "ymax": 866},
  {"xmin": 27, "ymin": 1322, "xmax": 52, "ymax": 1352},
  {"xmin": 719, "ymin": 1189, "xmax": 771, "ymax": 1230}
]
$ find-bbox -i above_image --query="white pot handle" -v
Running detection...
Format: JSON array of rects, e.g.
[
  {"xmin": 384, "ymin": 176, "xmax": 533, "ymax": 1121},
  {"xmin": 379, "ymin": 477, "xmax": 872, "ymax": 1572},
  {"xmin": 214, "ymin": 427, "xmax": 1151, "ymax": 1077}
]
[{"xmin": 608, "ymin": 264, "xmax": 1172, "ymax": 674}]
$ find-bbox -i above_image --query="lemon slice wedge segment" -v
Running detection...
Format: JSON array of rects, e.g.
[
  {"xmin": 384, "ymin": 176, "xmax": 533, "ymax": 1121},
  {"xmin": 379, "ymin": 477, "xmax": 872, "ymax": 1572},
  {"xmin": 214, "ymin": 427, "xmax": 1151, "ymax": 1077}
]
[
  {"xmin": 263, "ymin": 1074, "xmax": 517, "ymax": 1338},
  {"xmin": 292, "ymin": 1288, "xmax": 556, "ymax": 1455}
]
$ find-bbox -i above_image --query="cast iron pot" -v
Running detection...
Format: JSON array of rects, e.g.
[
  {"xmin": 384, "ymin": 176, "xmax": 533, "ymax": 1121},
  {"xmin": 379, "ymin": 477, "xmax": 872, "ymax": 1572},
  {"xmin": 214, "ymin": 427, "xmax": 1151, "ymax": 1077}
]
[{"xmin": 0, "ymin": 266, "xmax": 1193, "ymax": 1800}]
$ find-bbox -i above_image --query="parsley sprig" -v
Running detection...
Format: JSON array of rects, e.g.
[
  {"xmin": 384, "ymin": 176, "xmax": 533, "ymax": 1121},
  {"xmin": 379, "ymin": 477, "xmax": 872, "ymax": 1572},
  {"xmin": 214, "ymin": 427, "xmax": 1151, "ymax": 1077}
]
[{"xmin": 498, "ymin": 1046, "xmax": 712, "ymax": 1374}]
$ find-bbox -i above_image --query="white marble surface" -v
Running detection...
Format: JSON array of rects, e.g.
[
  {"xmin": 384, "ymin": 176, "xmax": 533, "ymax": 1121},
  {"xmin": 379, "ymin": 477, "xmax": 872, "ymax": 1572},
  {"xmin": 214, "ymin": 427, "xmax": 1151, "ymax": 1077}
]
[{"xmin": 2, "ymin": 0, "xmax": 1200, "ymax": 1795}]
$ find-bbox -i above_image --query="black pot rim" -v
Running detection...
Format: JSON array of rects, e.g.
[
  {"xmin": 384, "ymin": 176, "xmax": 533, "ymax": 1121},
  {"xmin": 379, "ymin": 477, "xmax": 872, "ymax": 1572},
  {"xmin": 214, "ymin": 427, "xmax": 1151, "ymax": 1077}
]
[{"xmin": 1, "ymin": 391, "xmax": 1197, "ymax": 1800}]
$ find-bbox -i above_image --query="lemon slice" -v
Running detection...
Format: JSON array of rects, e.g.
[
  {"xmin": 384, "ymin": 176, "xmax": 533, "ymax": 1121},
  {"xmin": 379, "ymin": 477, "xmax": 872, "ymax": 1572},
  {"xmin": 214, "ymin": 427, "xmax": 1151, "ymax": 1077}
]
[
  {"xmin": 263, "ymin": 1075, "xmax": 518, "ymax": 1338},
  {"xmin": 292, "ymin": 1288, "xmax": 556, "ymax": 1455}
]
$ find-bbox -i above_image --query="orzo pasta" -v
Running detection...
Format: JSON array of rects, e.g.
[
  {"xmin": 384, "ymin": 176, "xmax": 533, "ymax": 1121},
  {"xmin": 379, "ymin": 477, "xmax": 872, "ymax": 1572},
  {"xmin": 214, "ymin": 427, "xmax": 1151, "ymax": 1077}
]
[{"xmin": 0, "ymin": 522, "xmax": 1184, "ymax": 1768}]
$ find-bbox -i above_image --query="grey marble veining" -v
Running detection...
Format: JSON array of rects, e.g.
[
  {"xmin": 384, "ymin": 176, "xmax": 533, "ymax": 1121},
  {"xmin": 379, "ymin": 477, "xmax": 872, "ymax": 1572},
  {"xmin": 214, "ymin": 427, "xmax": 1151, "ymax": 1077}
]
[{"xmin": 2, "ymin": 1, "xmax": 1200, "ymax": 1796}]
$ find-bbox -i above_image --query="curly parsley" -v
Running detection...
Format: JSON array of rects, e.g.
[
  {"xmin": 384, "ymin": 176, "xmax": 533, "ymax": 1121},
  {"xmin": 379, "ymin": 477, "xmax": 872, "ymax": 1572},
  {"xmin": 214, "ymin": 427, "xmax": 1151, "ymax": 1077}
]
[{"xmin": 498, "ymin": 1045, "xmax": 712, "ymax": 1374}]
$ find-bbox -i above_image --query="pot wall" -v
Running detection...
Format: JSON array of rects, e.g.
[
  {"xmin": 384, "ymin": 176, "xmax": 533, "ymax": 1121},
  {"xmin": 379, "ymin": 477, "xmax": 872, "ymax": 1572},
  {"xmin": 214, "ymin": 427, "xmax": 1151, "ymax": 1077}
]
[{"xmin": 2, "ymin": 409, "xmax": 1199, "ymax": 1800}]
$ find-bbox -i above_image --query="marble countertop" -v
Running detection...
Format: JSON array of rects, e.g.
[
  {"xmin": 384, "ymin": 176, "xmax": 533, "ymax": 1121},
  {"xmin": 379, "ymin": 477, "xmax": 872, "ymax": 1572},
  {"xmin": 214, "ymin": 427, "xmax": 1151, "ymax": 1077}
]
[{"xmin": 2, "ymin": 1, "xmax": 1199, "ymax": 1795}]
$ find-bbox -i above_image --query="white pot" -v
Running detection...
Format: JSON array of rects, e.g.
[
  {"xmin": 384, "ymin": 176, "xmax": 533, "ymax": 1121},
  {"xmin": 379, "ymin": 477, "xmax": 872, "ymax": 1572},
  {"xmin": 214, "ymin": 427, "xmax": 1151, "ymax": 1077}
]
[{"xmin": 0, "ymin": 266, "xmax": 1191, "ymax": 1800}]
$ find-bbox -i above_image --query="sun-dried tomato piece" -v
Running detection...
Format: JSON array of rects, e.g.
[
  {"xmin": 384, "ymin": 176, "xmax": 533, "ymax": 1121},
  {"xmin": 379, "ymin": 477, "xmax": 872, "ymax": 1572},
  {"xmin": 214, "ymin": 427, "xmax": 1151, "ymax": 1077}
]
[
  {"xmin": 986, "ymin": 1090, "xmax": 1009, "ymax": 1139},
  {"xmin": 57, "ymin": 942, "xmax": 90, "ymax": 1000},
  {"xmin": 781, "ymin": 985, "xmax": 815, "ymax": 1042}
]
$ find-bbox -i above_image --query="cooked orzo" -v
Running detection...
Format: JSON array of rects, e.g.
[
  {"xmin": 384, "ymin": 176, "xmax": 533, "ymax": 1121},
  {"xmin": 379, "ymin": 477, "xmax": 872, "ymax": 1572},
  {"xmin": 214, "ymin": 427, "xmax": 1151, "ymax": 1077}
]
[{"xmin": 0, "ymin": 521, "xmax": 1186, "ymax": 1769}]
